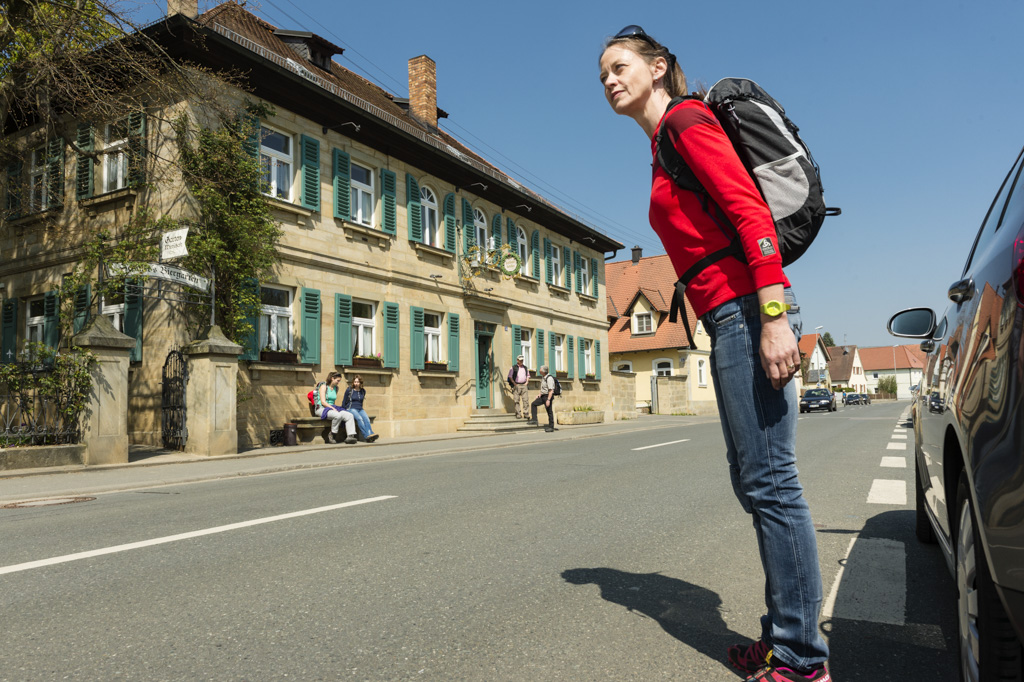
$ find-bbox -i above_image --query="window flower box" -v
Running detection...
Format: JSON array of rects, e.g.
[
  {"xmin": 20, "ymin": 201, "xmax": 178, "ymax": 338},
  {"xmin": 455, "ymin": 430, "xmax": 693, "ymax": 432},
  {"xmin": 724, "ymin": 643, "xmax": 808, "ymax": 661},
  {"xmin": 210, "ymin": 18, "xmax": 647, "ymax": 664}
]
[
  {"xmin": 352, "ymin": 356, "xmax": 383, "ymax": 369},
  {"xmin": 260, "ymin": 350, "xmax": 298, "ymax": 364},
  {"xmin": 423, "ymin": 361, "xmax": 448, "ymax": 372},
  {"xmin": 556, "ymin": 371, "xmax": 568, "ymax": 379}
]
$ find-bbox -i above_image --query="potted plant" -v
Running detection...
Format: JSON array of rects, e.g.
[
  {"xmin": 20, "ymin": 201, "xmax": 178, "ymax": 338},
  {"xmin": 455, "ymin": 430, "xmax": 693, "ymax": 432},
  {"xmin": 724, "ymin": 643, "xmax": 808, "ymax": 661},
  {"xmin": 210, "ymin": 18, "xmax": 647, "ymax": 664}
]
[
  {"xmin": 260, "ymin": 347, "xmax": 298, "ymax": 363},
  {"xmin": 423, "ymin": 361, "xmax": 448, "ymax": 371},
  {"xmin": 352, "ymin": 353, "xmax": 383, "ymax": 368}
]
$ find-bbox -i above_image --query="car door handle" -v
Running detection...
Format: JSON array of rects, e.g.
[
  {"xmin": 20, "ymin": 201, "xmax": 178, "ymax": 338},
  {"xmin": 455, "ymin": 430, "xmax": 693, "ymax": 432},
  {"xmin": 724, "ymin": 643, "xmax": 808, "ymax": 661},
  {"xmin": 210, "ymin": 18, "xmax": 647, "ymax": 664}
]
[{"xmin": 948, "ymin": 277, "xmax": 975, "ymax": 303}]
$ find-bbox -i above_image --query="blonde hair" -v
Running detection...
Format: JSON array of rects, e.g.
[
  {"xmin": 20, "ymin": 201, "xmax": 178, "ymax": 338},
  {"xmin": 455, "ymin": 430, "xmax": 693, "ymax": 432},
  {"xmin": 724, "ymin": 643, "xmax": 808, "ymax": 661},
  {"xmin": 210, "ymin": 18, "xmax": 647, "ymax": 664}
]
[{"xmin": 603, "ymin": 34, "xmax": 687, "ymax": 98}]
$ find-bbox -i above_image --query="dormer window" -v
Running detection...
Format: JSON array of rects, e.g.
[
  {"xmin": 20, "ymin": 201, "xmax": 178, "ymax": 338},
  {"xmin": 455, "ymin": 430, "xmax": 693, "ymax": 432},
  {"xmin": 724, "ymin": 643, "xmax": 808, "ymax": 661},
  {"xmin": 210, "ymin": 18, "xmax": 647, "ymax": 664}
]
[{"xmin": 633, "ymin": 312, "xmax": 653, "ymax": 335}]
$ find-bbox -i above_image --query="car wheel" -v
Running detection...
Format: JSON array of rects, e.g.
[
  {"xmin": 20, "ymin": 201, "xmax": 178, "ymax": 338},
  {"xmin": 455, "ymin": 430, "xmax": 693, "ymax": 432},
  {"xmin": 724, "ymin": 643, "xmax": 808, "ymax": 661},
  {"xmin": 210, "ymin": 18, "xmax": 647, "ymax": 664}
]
[
  {"xmin": 955, "ymin": 471, "xmax": 1023, "ymax": 681},
  {"xmin": 915, "ymin": 456, "xmax": 936, "ymax": 544}
]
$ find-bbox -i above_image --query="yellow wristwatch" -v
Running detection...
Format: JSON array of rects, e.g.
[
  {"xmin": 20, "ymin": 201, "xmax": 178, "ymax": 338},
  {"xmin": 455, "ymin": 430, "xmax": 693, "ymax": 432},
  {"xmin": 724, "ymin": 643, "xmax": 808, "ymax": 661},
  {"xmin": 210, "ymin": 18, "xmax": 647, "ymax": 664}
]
[{"xmin": 759, "ymin": 300, "xmax": 791, "ymax": 317}]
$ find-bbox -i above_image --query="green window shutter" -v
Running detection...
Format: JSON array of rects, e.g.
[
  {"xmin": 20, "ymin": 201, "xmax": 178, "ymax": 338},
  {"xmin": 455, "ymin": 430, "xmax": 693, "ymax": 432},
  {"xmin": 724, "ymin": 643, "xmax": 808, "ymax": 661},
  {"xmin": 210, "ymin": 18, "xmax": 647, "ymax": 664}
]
[
  {"xmin": 410, "ymin": 306, "xmax": 425, "ymax": 370},
  {"xmin": 491, "ymin": 214, "xmax": 502, "ymax": 248},
  {"xmin": 381, "ymin": 169, "xmax": 397, "ymax": 235},
  {"xmin": 463, "ymin": 198, "xmax": 475, "ymax": 253},
  {"xmin": 47, "ymin": 137, "xmax": 65, "ymax": 209},
  {"xmin": 242, "ymin": 113, "xmax": 261, "ymax": 160},
  {"xmin": 443, "ymin": 193, "xmax": 457, "ymax": 253},
  {"xmin": 596, "ymin": 340, "xmax": 602, "ymax": 380},
  {"xmin": 240, "ymin": 277, "xmax": 260, "ymax": 361},
  {"xmin": 299, "ymin": 287, "xmax": 321, "ymax": 364},
  {"xmin": 299, "ymin": 134, "xmax": 320, "ymax": 211},
  {"xmin": 511, "ymin": 325, "xmax": 521, "ymax": 363},
  {"xmin": 406, "ymin": 175, "xmax": 422, "ymax": 242},
  {"xmin": 566, "ymin": 334, "xmax": 575, "ymax": 379},
  {"xmin": 5, "ymin": 162, "xmax": 22, "ymax": 218},
  {"xmin": 334, "ymin": 293, "xmax": 353, "ymax": 366},
  {"xmin": 124, "ymin": 282, "xmax": 143, "ymax": 362},
  {"xmin": 383, "ymin": 301, "xmax": 400, "ymax": 368},
  {"xmin": 531, "ymin": 230, "xmax": 540, "ymax": 279},
  {"xmin": 574, "ymin": 252, "xmax": 583, "ymax": 293},
  {"xmin": 448, "ymin": 313, "xmax": 460, "ymax": 372},
  {"xmin": 536, "ymin": 328, "xmax": 545, "ymax": 370},
  {"xmin": 578, "ymin": 337, "xmax": 586, "ymax": 377},
  {"xmin": 507, "ymin": 217, "xmax": 516, "ymax": 248},
  {"xmin": 332, "ymin": 148, "xmax": 351, "ymax": 220},
  {"xmin": 591, "ymin": 257, "xmax": 599, "ymax": 297},
  {"xmin": 75, "ymin": 123, "xmax": 94, "ymax": 200},
  {"xmin": 548, "ymin": 331, "xmax": 556, "ymax": 370},
  {"xmin": 1, "ymin": 298, "xmax": 18, "ymax": 364},
  {"xmin": 73, "ymin": 283, "xmax": 92, "ymax": 334},
  {"xmin": 544, "ymin": 238, "xmax": 552, "ymax": 284},
  {"xmin": 43, "ymin": 290, "xmax": 59, "ymax": 350},
  {"xmin": 563, "ymin": 246, "xmax": 572, "ymax": 289},
  {"xmin": 127, "ymin": 111, "xmax": 147, "ymax": 188}
]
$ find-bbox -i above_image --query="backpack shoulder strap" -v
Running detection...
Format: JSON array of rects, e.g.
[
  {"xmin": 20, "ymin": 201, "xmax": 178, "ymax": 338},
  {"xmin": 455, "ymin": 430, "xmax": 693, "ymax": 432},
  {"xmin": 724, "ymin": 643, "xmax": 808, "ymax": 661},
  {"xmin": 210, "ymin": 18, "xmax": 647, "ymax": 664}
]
[
  {"xmin": 655, "ymin": 96, "xmax": 709, "ymax": 195},
  {"xmin": 314, "ymin": 382, "xmax": 325, "ymax": 407}
]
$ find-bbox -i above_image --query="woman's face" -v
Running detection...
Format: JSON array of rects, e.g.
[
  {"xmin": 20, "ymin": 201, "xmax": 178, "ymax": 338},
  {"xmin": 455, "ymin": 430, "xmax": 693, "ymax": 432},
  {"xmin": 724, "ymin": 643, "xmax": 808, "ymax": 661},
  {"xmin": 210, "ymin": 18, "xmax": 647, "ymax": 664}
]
[
  {"xmin": 599, "ymin": 44, "xmax": 659, "ymax": 117},
  {"xmin": 330, "ymin": 376, "xmax": 341, "ymax": 387},
  {"xmin": 353, "ymin": 379, "xmax": 362, "ymax": 389}
]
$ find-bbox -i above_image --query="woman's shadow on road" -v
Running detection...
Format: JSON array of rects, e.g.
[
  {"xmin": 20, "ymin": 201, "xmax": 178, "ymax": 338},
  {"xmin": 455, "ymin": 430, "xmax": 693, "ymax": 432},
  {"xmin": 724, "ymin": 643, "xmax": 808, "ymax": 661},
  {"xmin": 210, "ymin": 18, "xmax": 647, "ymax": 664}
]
[{"xmin": 562, "ymin": 567, "xmax": 746, "ymax": 672}]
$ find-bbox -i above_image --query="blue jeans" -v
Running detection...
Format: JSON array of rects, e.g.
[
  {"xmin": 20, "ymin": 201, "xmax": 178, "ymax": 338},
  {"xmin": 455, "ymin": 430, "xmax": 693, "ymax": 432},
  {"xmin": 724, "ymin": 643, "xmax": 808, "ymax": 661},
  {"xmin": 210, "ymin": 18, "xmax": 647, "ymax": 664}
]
[
  {"xmin": 349, "ymin": 408, "xmax": 373, "ymax": 438},
  {"xmin": 701, "ymin": 289, "xmax": 829, "ymax": 670}
]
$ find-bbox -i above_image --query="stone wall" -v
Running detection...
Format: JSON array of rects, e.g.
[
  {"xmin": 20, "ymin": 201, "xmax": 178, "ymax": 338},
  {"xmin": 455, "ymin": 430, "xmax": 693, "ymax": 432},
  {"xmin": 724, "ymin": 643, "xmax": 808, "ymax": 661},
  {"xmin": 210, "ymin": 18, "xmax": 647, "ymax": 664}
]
[{"xmin": 607, "ymin": 370, "xmax": 638, "ymax": 420}]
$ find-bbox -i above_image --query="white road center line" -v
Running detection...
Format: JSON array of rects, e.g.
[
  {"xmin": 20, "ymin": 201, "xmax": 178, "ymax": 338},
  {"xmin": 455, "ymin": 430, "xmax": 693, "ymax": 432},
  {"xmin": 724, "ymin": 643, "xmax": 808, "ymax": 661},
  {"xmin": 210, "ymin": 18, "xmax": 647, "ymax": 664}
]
[
  {"xmin": 867, "ymin": 479, "xmax": 907, "ymax": 505},
  {"xmin": 886, "ymin": 442, "xmax": 907, "ymax": 450},
  {"xmin": 631, "ymin": 439, "xmax": 690, "ymax": 451},
  {"xmin": 880, "ymin": 457, "xmax": 907, "ymax": 468},
  {"xmin": 0, "ymin": 496, "xmax": 397, "ymax": 576},
  {"xmin": 822, "ymin": 536, "xmax": 906, "ymax": 625},
  {"xmin": 891, "ymin": 433, "xmax": 908, "ymax": 439}
]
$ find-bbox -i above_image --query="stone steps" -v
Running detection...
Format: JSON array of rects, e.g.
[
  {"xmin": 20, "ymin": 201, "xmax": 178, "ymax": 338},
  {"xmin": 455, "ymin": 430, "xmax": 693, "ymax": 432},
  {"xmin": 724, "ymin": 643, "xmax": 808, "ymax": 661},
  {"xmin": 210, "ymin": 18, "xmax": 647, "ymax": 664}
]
[{"xmin": 457, "ymin": 409, "xmax": 538, "ymax": 433}]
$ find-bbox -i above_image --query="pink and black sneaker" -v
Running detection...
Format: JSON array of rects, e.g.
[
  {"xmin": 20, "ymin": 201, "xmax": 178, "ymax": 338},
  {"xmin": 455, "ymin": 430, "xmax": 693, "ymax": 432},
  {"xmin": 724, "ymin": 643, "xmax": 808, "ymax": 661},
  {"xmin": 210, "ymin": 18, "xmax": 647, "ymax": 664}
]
[
  {"xmin": 744, "ymin": 653, "xmax": 831, "ymax": 681},
  {"xmin": 727, "ymin": 639, "xmax": 771, "ymax": 674}
]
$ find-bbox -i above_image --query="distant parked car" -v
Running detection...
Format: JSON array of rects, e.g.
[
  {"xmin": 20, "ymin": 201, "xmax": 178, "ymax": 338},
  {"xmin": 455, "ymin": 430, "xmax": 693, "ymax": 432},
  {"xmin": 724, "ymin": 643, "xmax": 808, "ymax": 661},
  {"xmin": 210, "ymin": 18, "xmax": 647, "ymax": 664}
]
[
  {"xmin": 799, "ymin": 388, "xmax": 836, "ymax": 413},
  {"xmin": 860, "ymin": 393, "xmax": 872, "ymax": 405},
  {"xmin": 888, "ymin": 143, "xmax": 1024, "ymax": 681},
  {"xmin": 846, "ymin": 393, "xmax": 863, "ymax": 405}
]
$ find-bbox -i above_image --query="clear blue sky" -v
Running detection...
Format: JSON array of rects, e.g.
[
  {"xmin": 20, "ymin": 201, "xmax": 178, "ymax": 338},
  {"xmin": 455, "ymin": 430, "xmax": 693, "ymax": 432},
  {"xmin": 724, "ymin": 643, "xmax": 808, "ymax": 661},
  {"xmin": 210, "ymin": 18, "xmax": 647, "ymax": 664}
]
[{"xmin": 135, "ymin": 0, "xmax": 1024, "ymax": 347}]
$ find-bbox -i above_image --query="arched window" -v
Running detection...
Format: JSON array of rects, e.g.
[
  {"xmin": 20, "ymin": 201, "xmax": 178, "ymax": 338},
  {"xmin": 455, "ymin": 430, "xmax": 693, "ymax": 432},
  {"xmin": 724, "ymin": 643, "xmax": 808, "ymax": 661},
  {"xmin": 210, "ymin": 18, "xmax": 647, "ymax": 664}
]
[
  {"xmin": 517, "ymin": 226, "xmax": 528, "ymax": 265},
  {"xmin": 474, "ymin": 208, "xmax": 488, "ymax": 250},
  {"xmin": 698, "ymin": 359, "xmax": 707, "ymax": 386},
  {"xmin": 420, "ymin": 186, "xmax": 439, "ymax": 248},
  {"xmin": 654, "ymin": 358, "xmax": 673, "ymax": 377},
  {"xmin": 615, "ymin": 361, "xmax": 633, "ymax": 372}
]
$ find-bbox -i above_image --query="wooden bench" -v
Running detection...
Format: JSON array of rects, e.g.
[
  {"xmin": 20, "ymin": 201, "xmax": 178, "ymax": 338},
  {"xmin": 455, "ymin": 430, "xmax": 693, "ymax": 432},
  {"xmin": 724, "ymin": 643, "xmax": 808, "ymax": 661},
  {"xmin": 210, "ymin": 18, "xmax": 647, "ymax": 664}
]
[{"xmin": 287, "ymin": 406, "xmax": 375, "ymax": 444}]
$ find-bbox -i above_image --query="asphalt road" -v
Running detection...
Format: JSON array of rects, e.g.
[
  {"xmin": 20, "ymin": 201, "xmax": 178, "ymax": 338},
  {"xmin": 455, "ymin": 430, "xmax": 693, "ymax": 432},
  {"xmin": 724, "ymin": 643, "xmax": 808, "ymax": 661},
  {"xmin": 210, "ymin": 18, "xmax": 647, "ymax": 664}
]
[{"xmin": 0, "ymin": 402, "xmax": 956, "ymax": 681}]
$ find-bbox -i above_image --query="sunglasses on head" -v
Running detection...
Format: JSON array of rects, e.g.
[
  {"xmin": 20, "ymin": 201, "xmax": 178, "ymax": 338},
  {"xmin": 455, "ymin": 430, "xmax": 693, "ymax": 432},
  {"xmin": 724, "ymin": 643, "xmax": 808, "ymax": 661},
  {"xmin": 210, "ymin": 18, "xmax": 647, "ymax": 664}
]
[{"xmin": 614, "ymin": 25, "xmax": 658, "ymax": 47}]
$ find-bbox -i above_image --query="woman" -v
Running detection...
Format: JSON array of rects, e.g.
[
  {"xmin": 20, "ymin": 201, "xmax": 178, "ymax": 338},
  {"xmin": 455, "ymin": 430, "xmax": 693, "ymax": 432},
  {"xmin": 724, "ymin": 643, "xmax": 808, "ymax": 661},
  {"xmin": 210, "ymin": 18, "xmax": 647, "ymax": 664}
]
[
  {"xmin": 316, "ymin": 371, "xmax": 357, "ymax": 445},
  {"xmin": 341, "ymin": 375, "xmax": 379, "ymax": 442},
  {"xmin": 599, "ymin": 26, "xmax": 830, "ymax": 682}
]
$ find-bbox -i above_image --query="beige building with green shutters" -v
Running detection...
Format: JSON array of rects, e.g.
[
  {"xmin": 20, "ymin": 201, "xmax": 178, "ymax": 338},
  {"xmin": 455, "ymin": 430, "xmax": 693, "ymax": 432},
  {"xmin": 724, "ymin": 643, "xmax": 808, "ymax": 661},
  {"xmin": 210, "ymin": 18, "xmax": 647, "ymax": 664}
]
[{"xmin": 0, "ymin": 1, "xmax": 622, "ymax": 451}]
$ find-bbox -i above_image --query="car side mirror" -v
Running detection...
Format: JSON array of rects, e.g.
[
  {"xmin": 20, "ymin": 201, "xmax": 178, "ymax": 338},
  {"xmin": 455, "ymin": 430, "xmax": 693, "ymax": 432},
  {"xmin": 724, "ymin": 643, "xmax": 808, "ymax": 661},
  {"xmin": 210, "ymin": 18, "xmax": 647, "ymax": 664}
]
[
  {"xmin": 920, "ymin": 339, "xmax": 935, "ymax": 353},
  {"xmin": 888, "ymin": 308, "xmax": 936, "ymax": 338}
]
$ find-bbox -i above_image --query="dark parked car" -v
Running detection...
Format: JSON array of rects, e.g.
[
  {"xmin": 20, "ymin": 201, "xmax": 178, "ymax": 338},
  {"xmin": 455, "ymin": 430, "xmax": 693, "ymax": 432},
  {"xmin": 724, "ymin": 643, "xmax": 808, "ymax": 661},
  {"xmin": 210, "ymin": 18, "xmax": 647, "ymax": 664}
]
[
  {"xmin": 846, "ymin": 393, "xmax": 863, "ymax": 405},
  {"xmin": 859, "ymin": 393, "xmax": 871, "ymax": 405},
  {"xmin": 888, "ymin": 144, "xmax": 1024, "ymax": 681},
  {"xmin": 799, "ymin": 388, "xmax": 835, "ymax": 413}
]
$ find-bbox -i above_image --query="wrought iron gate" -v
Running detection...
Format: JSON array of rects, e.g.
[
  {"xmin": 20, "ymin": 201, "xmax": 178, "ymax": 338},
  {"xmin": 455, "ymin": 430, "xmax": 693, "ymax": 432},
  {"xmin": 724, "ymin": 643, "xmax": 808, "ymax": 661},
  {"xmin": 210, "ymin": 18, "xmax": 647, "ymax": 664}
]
[{"xmin": 161, "ymin": 350, "xmax": 188, "ymax": 450}]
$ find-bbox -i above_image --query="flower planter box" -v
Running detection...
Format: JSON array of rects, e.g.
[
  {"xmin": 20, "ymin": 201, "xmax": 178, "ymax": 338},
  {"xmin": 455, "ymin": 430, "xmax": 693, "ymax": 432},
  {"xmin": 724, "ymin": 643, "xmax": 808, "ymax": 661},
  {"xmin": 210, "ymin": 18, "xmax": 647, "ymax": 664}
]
[
  {"xmin": 423, "ymin": 362, "xmax": 448, "ymax": 372},
  {"xmin": 260, "ymin": 350, "xmax": 298, "ymax": 364},
  {"xmin": 555, "ymin": 371, "xmax": 568, "ymax": 379},
  {"xmin": 555, "ymin": 410, "xmax": 605, "ymax": 425},
  {"xmin": 351, "ymin": 357, "xmax": 383, "ymax": 368}
]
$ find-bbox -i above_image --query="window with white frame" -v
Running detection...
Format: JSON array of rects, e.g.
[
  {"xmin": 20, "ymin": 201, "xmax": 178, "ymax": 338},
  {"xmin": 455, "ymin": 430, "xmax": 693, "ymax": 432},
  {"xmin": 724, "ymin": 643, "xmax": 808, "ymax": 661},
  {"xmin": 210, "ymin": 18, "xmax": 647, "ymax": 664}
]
[
  {"xmin": 616, "ymin": 362, "xmax": 633, "ymax": 372},
  {"xmin": 474, "ymin": 208, "xmax": 488, "ymax": 251},
  {"xmin": 352, "ymin": 300, "xmax": 376, "ymax": 356},
  {"xmin": 521, "ymin": 328, "xmax": 532, "ymax": 369},
  {"xmin": 654, "ymin": 359, "xmax": 673, "ymax": 377},
  {"xmin": 260, "ymin": 126, "xmax": 293, "ymax": 201},
  {"xmin": 259, "ymin": 286, "xmax": 293, "ymax": 352},
  {"xmin": 104, "ymin": 119, "xmax": 129, "ymax": 193},
  {"xmin": 551, "ymin": 245, "xmax": 562, "ymax": 284},
  {"xmin": 634, "ymin": 312, "xmax": 653, "ymax": 334},
  {"xmin": 580, "ymin": 258, "xmax": 591, "ymax": 294},
  {"xmin": 517, "ymin": 226, "xmax": 528, "ymax": 266},
  {"xmin": 553, "ymin": 334, "xmax": 564, "ymax": 372},
  {"xmin": 698, "ymin": 359, "xmax": 707, "ymax": 386},
  {"xmin": 420, "ymin": 186, "xmax": 440, "ymax": 248},
  {"xmin": 25, "ymin": 296, "xmax": 45, "ymax": 346},
  {"xmin": 350, "ymin": 162, "xmax": 374, "ymax": 227},
  {"xmin": 424, "ymin": 311, "xmax": 442, "ymax": 363},
  {"xmin": 584, "ymin": 339, "xmax": 593, "ymax": 375},
  {"xmin": 29, "ymin": 146, "xmax": 49, "ymax": 212},
  {"xmin": 102, "ymin": 291, "xmax": 125, "ymax": 333}
]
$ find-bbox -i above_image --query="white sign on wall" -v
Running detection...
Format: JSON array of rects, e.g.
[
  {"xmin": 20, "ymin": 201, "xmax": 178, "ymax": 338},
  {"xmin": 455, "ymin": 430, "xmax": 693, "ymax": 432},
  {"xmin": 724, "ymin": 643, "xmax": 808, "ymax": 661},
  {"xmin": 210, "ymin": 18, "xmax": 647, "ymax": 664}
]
[{"xmin": 161, "ymin": 227, "xmax": 189, "ymax": 260}]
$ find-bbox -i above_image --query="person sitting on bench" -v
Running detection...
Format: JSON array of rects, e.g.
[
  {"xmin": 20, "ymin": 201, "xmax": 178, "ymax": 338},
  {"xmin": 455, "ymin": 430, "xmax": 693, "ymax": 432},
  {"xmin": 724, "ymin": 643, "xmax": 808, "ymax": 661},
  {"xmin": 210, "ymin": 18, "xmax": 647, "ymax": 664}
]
[{"xmin": 315, "ymin": 372, "xmax": 357, "ymax": 444}]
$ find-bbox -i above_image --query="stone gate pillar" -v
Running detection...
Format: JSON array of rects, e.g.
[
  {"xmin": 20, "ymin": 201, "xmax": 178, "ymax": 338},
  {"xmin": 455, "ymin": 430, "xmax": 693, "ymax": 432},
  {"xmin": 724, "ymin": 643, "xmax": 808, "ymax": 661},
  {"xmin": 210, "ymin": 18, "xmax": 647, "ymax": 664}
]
[
  {"xmin": 182, "ymin": 325, "xmax": 242, "ymax": 456},
  {"xmin": 72, "ymin": 315, "xmax": 136, "ymax": 465}
]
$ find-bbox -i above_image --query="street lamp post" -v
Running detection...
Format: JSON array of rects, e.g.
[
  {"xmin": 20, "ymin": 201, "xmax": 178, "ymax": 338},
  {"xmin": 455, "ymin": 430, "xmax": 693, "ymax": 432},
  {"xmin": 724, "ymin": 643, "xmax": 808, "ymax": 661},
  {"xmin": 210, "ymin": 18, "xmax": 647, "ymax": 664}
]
[{"xmin": 893, "ymin": 345, "xmax": 898, "ymax": 399}]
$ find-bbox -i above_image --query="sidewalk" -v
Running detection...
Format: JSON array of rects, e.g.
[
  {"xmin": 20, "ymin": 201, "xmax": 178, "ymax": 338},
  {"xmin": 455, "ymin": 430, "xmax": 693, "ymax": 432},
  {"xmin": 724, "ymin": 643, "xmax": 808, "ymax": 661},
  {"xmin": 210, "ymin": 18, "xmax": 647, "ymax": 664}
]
[{"xmin": 0, "ymin": 414, "xmax": 716, "ymax": 504}]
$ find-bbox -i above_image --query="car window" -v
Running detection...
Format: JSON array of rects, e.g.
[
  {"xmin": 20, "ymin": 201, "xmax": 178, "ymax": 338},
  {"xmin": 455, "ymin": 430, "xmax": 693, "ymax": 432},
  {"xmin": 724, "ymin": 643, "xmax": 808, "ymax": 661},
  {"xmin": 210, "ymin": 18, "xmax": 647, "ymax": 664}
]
[
  {"xmin": 963, "ymin": 147, "xmax": 1024, "ymax": 275},
  {"xmin": 805, "ymin": 389, "xmax": 828, "ymax": 397},
  {"xmin": 996, "ymin": 150, "xmax": 1024, "ymax": 235}
]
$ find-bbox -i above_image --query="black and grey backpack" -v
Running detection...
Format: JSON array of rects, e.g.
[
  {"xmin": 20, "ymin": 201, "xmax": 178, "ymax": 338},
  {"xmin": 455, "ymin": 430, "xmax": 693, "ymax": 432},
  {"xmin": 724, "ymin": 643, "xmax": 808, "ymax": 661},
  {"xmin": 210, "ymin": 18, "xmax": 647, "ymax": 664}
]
[{"xmin": 656, "ymin": 77, "xmax": 840, "ymax": 346}]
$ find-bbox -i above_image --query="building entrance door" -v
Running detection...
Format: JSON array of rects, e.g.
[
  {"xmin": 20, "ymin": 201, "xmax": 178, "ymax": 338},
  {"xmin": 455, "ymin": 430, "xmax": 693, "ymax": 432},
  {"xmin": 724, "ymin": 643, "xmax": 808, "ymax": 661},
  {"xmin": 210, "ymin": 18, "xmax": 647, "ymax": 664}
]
[{"xmin": 474, "ymin": 325, "xmax": 494, "ymax": 408}]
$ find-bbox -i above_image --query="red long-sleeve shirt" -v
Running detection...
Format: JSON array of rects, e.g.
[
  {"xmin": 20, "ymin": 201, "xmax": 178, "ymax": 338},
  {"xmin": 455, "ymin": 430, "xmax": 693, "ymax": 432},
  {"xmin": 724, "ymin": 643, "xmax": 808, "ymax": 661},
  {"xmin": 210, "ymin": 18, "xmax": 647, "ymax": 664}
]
[{"xmin": 648, "ymin": 99, "xmax": 789, "ymax": 318}]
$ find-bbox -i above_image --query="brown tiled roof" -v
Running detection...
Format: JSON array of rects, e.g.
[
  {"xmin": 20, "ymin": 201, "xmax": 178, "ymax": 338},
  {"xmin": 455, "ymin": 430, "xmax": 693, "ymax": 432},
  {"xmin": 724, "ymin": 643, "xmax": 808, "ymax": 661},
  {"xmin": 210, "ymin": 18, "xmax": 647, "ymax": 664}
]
[
  {"xmin": 605, "ymin": 254, "xmax": 696, "ymax": 352},
  {"xmin": 859, "ymin": 345, "xmax": 925, "ymax": 371},
  {"xmin": 826, "ymin": 344, "xmax": 857, "ymax": 382},
  {"xmin": 798, "ymin": 334, "xmax": 830, "ymax": 361}
]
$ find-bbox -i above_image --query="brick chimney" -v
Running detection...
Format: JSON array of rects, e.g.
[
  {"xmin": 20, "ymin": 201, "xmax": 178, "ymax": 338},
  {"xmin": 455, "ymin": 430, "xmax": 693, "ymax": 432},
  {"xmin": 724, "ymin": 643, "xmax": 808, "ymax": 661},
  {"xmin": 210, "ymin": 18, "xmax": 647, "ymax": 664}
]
[
  {"xmin": 168, "ymin": 0, "xmax": 198, "ymax": 18},
  {"xmin": 408, "ymin": 55, "xmax": 437, "ymax": 129},
  {"xmin": 631, "ymin": 245, "xmax": 642, "ymax": 264}
]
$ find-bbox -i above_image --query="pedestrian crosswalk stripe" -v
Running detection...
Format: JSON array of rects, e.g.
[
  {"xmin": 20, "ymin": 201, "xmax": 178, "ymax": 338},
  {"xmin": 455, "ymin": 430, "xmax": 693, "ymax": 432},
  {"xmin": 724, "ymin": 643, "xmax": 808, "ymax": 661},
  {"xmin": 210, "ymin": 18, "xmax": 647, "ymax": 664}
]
[
  {"xmin": 868, "ymin": 479, "xmax": 907, "ymax": 505},
  {"xmin": 886, "ymin": 442, "xmax": 907, "ymax": 450},
  {"xmin": 880, "ymin": 457, "xmax": 907, "ymax": 468}
]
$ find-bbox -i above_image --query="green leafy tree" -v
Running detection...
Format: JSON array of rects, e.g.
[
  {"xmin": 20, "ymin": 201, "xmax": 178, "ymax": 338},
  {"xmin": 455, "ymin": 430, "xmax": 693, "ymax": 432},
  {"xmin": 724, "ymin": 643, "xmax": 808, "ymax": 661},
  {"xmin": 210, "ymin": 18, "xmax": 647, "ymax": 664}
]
[
  {"xmin": 877, "ymin": 375, "xmax": 898, "ymax": 395},
  {"xmin": 822, "ymin": 332, "xmax": 835, "ymax": 347}
]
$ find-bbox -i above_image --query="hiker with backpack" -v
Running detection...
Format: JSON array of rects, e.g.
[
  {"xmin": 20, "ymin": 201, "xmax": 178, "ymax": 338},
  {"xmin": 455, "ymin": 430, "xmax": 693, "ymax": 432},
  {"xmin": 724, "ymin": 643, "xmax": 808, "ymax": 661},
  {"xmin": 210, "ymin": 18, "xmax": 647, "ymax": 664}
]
[
  {"xmin": 314, "ymin": 371, "xmax": 358, "ymax": 445},
  {"xmin": 598, "ymin": 26, "xmax": 831, "ymax": 682},
  {"xmin": 525, "ymin": 365, "xmax": 557, "ymax": 432}
]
